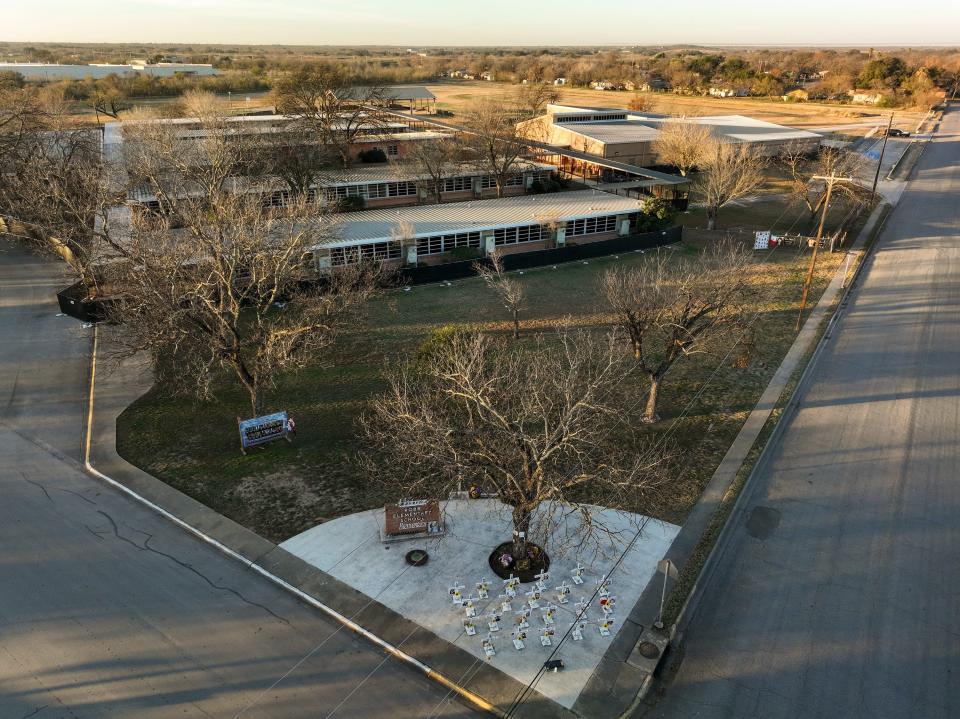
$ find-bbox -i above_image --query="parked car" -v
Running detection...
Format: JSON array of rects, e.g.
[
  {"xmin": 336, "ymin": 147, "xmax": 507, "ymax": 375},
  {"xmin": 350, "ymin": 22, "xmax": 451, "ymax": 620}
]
[{"xmin": 883, "ymin": 128, "xmax": 910, "ymax": 138}]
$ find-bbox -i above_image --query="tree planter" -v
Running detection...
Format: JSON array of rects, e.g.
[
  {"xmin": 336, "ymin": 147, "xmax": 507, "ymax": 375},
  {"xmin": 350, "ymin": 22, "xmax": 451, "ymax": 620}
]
[{"xmin": 488, "ymin": 541, "xmax": 550, "ymax": 583}]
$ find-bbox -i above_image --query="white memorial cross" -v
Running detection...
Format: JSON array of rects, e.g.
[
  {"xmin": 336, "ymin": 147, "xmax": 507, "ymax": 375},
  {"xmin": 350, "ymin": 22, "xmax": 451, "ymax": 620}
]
[
  {"xmin": 525, "ymin": 587, "xmax": 542, "ymax": 609},
  {"xmin": 487, "ymin": 611, "xmax": 501, "ymax": 632},
  {"xmin": 476, "ymin": 578, "xmax": 490, "ymax": 599},
  {"xmin": 597, "ymin": 575, "xmax": 611, "ymax": 597},
  {"xmin": 598, "ymin": 595, "xmax": 616, "ymax": 616},
  {"xmin": 572, "ymin": 563, "xmax": 585, "ymax": 585},
  {"xmin": 541, "ymin": 604, "xmax": 557, "ymax": 625},
  {"xmin": 463, "ymin": 617, "xmax": 477, "ymax": 636},
  {"xmin": 497, "ymin": 593, "xmax": 513, "ymax": 614},
  {"xmin": 482, "ymin": 633, "xmax": 496, "ymax": 658},
  {"xmin": 502, "ymin": 574, "xmax": 519, "ymax": 598},
  {"xmin": 534, "ymin": 570, "xmax": 550, "ymax": 591},
  {"xmin": 540, "ymin": 626, "xmax": 555, "ymax": 647},
  {"xmin": 463, "ymin": 595, "xmax": 478, "ymax": 617},
  {"xmin": 448, "ymin": 580, "xmax": 466, "ymax": 605},
  {"xmin": 571, "ymin": 620, "xmax": 587, "ymax": 641},
  {"xmin": 574, "ymin": 597, "xmax": 590, "ymax": 616},
  {"xmin": 599, "ymin": 618, "xmax": 614, "ymax": 637},
  {"xmin": 555, "ymin": 581, "xmax": 571, "ymax": 604},
  {"xmin": 514, "ymin": 608, "xmax": 530, "ymax": 629},
  {"xmin": 512, "ymin": 628, "xmax": 526, "ymax": 651}
]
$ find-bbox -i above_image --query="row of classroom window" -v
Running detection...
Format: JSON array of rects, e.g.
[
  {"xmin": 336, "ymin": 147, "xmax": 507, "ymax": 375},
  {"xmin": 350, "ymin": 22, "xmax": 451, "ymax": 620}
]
[
  {"xmin": 328, "ymin": 213, "xmax": 635, "ymax": 265},
  {"xmin": 261, "ymin": 172, "xmax": 546, "ymax": 208}
]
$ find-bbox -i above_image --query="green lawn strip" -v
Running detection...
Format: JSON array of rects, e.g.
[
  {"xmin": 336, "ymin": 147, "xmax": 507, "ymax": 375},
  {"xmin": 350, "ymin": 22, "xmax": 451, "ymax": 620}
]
[{"xmin": 117, "ymin": 232, "xmax": 845, "ymax": 543}]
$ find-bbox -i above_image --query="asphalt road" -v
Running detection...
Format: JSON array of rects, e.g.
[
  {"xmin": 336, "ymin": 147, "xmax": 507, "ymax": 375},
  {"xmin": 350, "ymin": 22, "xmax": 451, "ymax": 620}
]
[
  {"xmin": 0, "ymin": 242, "xmax": 470, "ymax": 718},
  {"xmin": 648, "ymin": 108, "xmax": 960, "ymax": 718}
]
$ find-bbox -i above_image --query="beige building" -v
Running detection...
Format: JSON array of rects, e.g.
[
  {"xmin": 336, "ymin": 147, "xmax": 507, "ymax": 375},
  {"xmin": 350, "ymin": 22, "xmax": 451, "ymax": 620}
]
[{"xmin": 519, "ymin": 104, "xmax": 822, "ymax": 169}]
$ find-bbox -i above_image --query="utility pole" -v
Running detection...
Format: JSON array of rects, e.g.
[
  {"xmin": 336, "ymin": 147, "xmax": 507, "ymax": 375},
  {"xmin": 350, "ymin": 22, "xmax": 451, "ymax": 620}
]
[
  {"xmin": 796, "ymin": 174, "xmax": 853, "ymax": 331},
  {"xmin": 870, "ymin": 113, "xmax": 894, "ymax": 204}
]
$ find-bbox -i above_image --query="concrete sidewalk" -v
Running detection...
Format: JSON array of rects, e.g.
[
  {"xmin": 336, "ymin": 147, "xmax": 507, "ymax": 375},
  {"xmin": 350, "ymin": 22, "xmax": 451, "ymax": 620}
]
[{"xmin": 571, "ymin": 201, "xmax": 889, "ymax": 718}]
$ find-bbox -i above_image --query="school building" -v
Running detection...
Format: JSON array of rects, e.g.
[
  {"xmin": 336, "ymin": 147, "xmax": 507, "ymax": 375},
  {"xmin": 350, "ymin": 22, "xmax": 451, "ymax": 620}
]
[
  {"xmin": 312, "ymin": 189, "xmax": 653, "ymax": 268},
  {"xmin": 519, "ymin": 104, "xmax": 822, "ymax": 168}
]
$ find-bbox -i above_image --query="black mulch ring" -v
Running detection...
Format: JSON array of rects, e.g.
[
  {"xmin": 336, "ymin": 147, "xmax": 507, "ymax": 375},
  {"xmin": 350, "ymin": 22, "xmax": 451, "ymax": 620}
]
[
  {"xmin": 488, "ymin": 541, "xmax": 550, "ymax": 583},
  {"xmin": 405, "ymin": 549, "xmax": 429, "ymax": 566}
]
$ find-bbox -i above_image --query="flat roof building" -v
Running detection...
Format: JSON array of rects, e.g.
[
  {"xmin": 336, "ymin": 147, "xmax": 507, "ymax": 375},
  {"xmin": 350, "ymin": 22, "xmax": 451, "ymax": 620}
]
[
  {"xmin": 313, "ymin": 189, "xmax": 653, "ymax": 267},
  {"xmin": 520, "ymin": 104, "xmax": 822, "ymax": 167}
]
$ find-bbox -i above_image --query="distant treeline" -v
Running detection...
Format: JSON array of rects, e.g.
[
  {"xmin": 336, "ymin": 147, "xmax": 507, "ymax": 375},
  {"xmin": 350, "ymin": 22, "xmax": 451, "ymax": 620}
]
[{"xmin": 1, "ymin": 43, "xmax": 957, "ymax": 109}]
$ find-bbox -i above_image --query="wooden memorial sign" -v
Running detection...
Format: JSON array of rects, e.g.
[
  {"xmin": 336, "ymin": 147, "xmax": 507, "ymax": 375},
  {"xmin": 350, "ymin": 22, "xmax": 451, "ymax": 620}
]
[{"xmin": 384, "ymin": 499, "xmax": 443, "ymax": 538}]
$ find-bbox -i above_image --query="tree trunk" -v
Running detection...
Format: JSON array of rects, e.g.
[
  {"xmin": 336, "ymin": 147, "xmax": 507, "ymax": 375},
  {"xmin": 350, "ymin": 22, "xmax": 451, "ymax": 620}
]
[
  {"xmin": 511, "ymin": 504, "xmax": 532, "ymax": 559},
  {"xmin": 512, "ymin": 309, "xmax": 520, "ymax": 339},
  {"xmin": 706, "ymin": 207, "xmax": 717, "ymax": 231},
  {"xmin": 643, "ymin": 374, "xmax": 662, "ymax": 423}
]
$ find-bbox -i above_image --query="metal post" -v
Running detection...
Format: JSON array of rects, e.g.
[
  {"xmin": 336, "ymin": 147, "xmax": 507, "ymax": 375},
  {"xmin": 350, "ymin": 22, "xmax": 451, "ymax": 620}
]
[{"xmin": 654, "ymin": 570, "xmax": 669, "ymax": 629}]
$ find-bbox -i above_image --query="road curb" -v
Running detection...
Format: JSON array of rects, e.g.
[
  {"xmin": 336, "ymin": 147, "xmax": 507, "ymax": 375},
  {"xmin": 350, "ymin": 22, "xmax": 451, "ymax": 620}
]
[{"xmin": 82, "ymin": 328, "xmax": 517, "ymax": 718}]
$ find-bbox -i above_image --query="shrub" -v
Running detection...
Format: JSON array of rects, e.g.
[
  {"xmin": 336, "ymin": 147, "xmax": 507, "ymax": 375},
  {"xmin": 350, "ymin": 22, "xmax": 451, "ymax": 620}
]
[
  {"xmin": 415, "ymin": 324, "xmax": 469, "ymax": 365},
  {"xmin": 339, "ymin": 195, "xmax": 366, "ymax": 211},
  {"xmin": 448, "ymin": 246, "xmax": 483, "ymax": 262},
  {"xmin": 636, "ymin": 196, "xmax": 678, "ymax": 232},
  {"xmin": 358, "ymin": 148, "xmax": 388, "ymax": 164}
]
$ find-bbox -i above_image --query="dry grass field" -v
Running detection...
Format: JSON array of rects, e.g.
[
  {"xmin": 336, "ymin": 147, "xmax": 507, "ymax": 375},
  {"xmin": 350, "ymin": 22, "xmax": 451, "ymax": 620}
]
[{"xmin": 425, "ymin": 81, "xmax": 925, "ymax": 131}]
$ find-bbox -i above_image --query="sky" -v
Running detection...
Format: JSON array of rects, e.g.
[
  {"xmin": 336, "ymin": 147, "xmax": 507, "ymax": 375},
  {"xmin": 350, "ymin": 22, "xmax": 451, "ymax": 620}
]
[{"xmin": 5, "ymin": 0, "xmax": 959, "ymax": 47}]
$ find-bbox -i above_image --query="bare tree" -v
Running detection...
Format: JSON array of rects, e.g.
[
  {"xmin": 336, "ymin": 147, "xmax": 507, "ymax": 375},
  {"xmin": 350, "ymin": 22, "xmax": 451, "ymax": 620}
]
[
  {"xmin": 515, "ymin": 82, "xmax": 561, "ymax": 118},
  {"xmin": 460, "ymin": 98, "xmax": 529, "ymax": 198},
  {"xmin": 0, "ymin": 87, "xmax": 125, "ymax": 292},
  {"xmin": 694, "ymin": 140, "xmax": 767, "ymax": 230},
  {"xmin": 272, "ymin": 64, "xmax": 387, "ymax": 170},
  {"xmin": 602, "ymin": 242, "xmax": 753, "ymax": 423},
  {"xmin": 475, "ymin": 249, "xmax": 526, "ymax": 339},
  {"xmin": 780, "ymin": 141, "xmax": 868, "ymax": 228},
  {"xmin": 407, "ymin": 136, "xmax": 463, "ymax": 204},
  {"xmin": 362, "ymin": 328, "xmax": 666, "ymax": 559},
  {"xmin": 627, "ymin": 92, "xmax": 653, "ymax": 113},
  {"xmin": 651, "ymin": 120, "xmax": 713, "ymax": 176},
  {"xmin": 113, "ymin": 103, "xmax": 380, "ymax": 417}
]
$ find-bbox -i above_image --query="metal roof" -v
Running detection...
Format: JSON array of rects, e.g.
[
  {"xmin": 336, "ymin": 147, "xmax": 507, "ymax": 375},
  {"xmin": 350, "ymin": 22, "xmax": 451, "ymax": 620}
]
[
  {"xmin": 556, "ymin": 114, "xmax": 820, "ymax": 146},
  {"xmin": 317, "ymin": 189, "xmax": 646, "ymax": 249},
  {"xmin": 127, "ymin": 161, "xmax": 555, "ymax": 201}
]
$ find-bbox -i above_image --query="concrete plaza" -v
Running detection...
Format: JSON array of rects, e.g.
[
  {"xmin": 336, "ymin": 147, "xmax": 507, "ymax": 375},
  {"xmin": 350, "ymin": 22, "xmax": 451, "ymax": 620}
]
[{"xmin": 281, "ymin": 499, "xmax": 679, "ymax": 708}]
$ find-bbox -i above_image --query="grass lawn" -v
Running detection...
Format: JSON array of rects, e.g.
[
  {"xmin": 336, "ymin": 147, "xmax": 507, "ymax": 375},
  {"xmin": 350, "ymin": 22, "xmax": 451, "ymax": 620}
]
[{"xmin": 118, "ymin": 209, "xmax": 856, "ymax": 542}]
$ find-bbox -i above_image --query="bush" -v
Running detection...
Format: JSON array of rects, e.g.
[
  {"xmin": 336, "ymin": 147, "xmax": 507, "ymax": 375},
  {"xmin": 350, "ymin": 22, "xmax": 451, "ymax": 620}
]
[
  {"xmin": 338, "ymin": 195, "xmax": 366, "ymax": 211},
  {"xmin": 358, "ymin": 148, "xmax": 388, "ymax": 164},
  {"xmin": 415, "ymin": 324, "xmax": 469, "ymax": 365},
  {"xmin": 448, "ymin": 246, "xmax": 483, "ymax": 262},
  {"xmin": 636, "ymin": 196, "xmax": 678, "ymax": 232}
]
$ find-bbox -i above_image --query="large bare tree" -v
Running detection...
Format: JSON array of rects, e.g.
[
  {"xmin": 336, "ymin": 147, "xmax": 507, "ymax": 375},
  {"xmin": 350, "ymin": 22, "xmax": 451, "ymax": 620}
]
[
  {"xmin": 113, "ymin": 101, "xmax": 380, "ymax": 417},
  {"xmin": 694, "ymin": 140, "xmax": 767, "ymax": 230},
  {"xmin": 515, "ymin": 82, "xmax": 561, "ymax": 119},
  {"xmin": 362, "ymin": 328, "xmax": 666, "ymax": 559},
  {"xmin": 272, "ymin": 64, "xmax": 387, "ymax": 170},
  {"xmin": 651, "ymin": 120, "xmax": 713, "ymax": 176},
  {"xmin": 0, "ymin": 87, "xmax": 125, "ymax": 291},
  {"xmin": 602, "ymin": 242, "xmax": 753, "ymax": 423},
  {"xmin": 475, "ymin": 249, "xmax": 526, "ymax": 339},
  {"xmin": 407, "ymin": 136, "xmax": 463, "ymax": 204},
  {"xmin": 780, "ymin": 141, "xmax": 868, "ymax": 229},
  {"xmin": 460, "ymin": 98, "xmax": 529, "ymax": 198}
]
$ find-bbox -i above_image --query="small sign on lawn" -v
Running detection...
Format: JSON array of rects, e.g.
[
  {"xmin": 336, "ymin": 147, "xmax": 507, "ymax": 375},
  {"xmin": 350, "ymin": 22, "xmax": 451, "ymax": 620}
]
[
  {"xmin": 238, "ymin": 411, "xmax": 289, "ymax": 452},
  {"xmin": 754, "ymin": 231, "xmax": 771, "ymax": 250}
]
